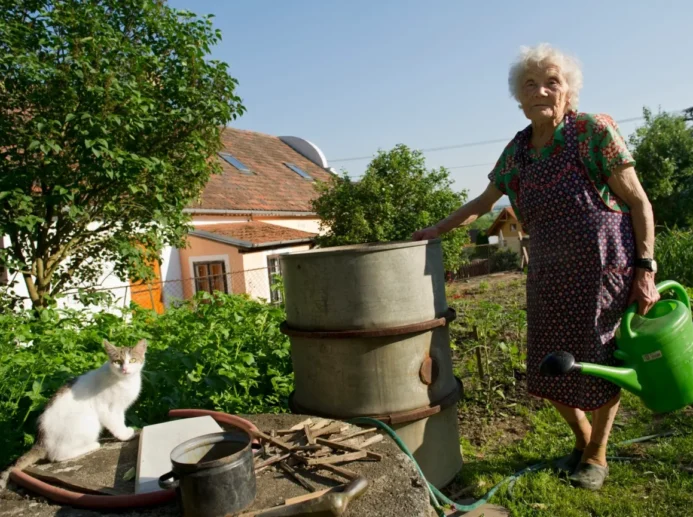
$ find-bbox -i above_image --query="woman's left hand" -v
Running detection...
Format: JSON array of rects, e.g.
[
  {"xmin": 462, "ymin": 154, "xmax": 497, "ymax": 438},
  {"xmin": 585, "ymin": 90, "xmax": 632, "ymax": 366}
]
[{"xmin": 629, "ymin": 270, "xmax": 660, "ymax": 315}]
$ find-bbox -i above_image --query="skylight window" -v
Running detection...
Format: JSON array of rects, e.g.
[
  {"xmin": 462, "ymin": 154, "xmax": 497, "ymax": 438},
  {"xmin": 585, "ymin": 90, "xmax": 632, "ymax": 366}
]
[
  {"xmin": 284, "ymin": 163, "xmax": 312, "ymax": 180},
  {"xmin": 218, "ymin": 152, "xmax": 252, "ymax": 174}
]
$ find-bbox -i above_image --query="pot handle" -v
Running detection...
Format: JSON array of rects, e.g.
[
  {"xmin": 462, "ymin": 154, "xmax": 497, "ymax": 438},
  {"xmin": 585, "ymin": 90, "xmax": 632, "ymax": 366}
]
[
  {"xmin": 158, "ymin": 471, "xmax": 180, "ymax": 490},
  {"xmin": 621, "ymin": 280, "xmax": 691, "ymax": 340}
]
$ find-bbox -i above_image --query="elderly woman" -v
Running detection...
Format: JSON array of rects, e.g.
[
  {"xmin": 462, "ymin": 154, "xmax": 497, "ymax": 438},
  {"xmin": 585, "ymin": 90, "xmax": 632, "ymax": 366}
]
[{"xmin": 413, "ymin": 43, "xmax": 659, "ymax": 490}]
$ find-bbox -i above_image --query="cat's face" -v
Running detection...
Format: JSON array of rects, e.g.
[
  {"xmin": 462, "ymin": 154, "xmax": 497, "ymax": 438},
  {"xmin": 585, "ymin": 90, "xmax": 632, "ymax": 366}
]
[{"xmin": 103, "ymin": 339, "xmax": 147, "ymax": 377}]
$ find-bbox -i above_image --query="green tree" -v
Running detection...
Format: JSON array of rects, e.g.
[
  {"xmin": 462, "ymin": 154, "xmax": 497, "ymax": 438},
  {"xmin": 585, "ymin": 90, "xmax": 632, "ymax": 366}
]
[
  {"xmin": 629, "ymin": 108, "xmax": 693, "ymax": 229},
  {"xmin": 469, "ymin": 212, "xmax": 494, "ymax": 231},
  {"xmin": 312, "ymin": 144, "xmax": 469, "ymax": 271},
  {"xmin": 0, "ymin": 0, "xmax": 245, "ymax": 308},
  {"xmin": 474, "ymin": 230, "xmax": 490, "ymax": 246}
]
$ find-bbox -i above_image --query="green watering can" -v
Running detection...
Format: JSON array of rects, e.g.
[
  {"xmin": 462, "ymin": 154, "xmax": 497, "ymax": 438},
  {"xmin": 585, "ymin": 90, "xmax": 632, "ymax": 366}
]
[{"xmin": 540, "ymin": 280, "xmax": 693, "ymax": 414}]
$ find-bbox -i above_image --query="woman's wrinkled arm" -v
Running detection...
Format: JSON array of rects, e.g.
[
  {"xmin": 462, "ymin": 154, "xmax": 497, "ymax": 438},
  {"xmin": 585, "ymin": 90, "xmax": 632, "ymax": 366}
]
[
  {"xmin": 436, "ymin": 182, "xmax": 504, "ymax": 234},
  {"xmin": 412, "ymin": 181, "xmax": 504, "ymax": 241},
  {"xmin": 607, "ymin": 165, "xmax": 659, "ymax": 314}
]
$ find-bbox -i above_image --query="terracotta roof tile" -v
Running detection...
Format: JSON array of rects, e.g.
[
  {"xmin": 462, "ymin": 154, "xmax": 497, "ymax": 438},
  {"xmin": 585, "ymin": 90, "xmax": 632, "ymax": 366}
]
[
  {"xmin": 189, "ymin": 128, "xmax": 335, "ymax": 212},
  {"xmin": 192, "ymin": 221, "xmax": 316, "ymax": 247}
]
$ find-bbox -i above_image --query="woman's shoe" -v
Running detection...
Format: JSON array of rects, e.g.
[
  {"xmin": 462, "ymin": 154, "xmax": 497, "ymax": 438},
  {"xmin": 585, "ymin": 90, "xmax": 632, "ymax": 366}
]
[
  {"xmin": 552, "ymin": 448, "xmax": 583, "ymax": 475},
  {"xmin": 568, "ymin": 462, "xmax": 609, "ymax": 490}
]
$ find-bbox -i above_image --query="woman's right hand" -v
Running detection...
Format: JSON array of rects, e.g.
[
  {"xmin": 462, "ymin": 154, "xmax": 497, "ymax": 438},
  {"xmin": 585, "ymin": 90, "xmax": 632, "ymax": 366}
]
[{"xmin": 411, "ymin": 225, "xmax": 441, "ymax": 241}]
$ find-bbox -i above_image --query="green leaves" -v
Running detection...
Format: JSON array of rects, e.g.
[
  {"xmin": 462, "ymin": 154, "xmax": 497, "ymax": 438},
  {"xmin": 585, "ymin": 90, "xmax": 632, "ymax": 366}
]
[
  {"xmin": 0, "ymin": 292, "xmax": 293, "ymax": 466},
  {"xmin": 0, "ymin": 0, "xmax": 246, "ymax": 308},
  {"xmin": 629, "ymin": 108, "xmax": 693, "ymax": 229},
  {"xmin": 312, "ymin": 144, "xmax": 470, "ymax": 271}
]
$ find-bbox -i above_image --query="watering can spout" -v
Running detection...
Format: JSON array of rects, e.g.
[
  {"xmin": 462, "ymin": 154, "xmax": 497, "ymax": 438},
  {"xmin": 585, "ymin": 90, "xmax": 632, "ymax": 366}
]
[
  {"xmin": 540, "ymin": 352, "xmax": 643, "ymax": 397},
  {"xmin": 578, "ymin": 362, "xmax": 643, "ymax": 397}
]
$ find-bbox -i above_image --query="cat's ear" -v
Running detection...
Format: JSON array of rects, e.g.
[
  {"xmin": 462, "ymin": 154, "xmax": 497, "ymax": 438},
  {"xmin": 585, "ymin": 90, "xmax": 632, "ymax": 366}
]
[
  {"xmin": 132, "ymin": 339, "xmax": 148, "ymax": 356},
  {"xmin": 103, "ymin": 340, "xmax": 118, "ymax": 359}
]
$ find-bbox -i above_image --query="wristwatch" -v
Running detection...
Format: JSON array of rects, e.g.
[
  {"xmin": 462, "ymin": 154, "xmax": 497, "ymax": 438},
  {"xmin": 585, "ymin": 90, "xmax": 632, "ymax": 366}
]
[{"xmin": 635, "ymin": 258, "xmax": 657, "ymax": 273}]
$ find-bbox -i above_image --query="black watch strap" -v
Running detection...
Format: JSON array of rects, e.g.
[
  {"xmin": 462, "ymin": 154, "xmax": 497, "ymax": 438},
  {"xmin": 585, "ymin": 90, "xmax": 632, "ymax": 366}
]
[{"xmin": 634, "ymin": 258, "xmax": 654, "ymax": 271}]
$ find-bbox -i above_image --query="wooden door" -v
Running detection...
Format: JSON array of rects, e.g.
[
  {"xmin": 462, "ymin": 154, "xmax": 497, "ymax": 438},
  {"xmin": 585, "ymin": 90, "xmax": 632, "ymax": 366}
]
[{"xmin": 130, "ymin": 260, "xmax": 165, "ymax": 314}]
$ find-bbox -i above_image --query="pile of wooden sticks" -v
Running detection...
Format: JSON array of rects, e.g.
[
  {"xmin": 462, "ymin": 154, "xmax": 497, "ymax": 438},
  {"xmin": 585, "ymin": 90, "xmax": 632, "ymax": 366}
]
[{"xmin": 253, "ymin": 418, "xmax": 383, "ymax": 492}]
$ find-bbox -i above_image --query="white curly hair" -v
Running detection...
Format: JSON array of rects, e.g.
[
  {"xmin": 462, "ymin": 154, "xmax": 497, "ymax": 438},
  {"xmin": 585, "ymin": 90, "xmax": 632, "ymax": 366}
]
[{"xmin": 508, "ymin": 43, "xmax": 584, "ymax": 111}]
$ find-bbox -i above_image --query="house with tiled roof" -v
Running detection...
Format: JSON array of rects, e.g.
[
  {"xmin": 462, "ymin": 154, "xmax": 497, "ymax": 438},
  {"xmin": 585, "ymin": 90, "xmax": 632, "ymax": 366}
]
[
  {"xmin": 152, "ymin": 127, "xmax": 337, "ymax": 308},
  {"xmin": 4, "ymin": 127, "xmax": 336, "ymax": 311}
]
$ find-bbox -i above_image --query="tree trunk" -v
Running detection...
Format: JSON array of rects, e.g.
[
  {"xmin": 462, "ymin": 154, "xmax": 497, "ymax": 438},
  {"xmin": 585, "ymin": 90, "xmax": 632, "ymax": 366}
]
[{"xmin": 23, "ymin": 272, "xmax": 52, "ymax": 309}]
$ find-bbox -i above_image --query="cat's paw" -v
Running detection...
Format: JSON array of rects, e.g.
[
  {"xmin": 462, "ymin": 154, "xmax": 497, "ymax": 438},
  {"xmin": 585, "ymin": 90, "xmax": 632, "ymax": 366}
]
[{"xmin": 118, "ymin": 427, "xmax": 137, "ymax": 441}]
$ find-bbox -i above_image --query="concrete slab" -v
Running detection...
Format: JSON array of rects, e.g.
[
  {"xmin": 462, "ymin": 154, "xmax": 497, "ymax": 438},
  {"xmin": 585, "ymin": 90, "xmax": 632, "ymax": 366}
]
[
  {"xmin": 0, "ymin": 413, "xmax": 431, "ymax": 517},
  {"xmin": 136, "ymin": 415, "xmax": 222, "ymax": 494},
  {"xmin": 242, "ymin": 414, "xmax": 431, "ymax": 517}
]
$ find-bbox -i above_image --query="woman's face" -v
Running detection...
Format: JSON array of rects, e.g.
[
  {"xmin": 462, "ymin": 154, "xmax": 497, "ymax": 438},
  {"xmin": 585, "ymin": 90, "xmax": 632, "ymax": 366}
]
[{"xmin": 519, "ymin": 63, "xmax": 571, "ymax": 124}]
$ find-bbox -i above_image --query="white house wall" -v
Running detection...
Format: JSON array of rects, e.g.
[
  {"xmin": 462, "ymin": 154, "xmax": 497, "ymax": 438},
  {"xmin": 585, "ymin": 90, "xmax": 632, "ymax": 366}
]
[
  {"xmin": 191, "ymin": 215, "xmax": 250, "ymax": 226},
  {"xmin": 159, "ymin": 245, "xmax": 183, "ymax": 308},
  {"xmin": 241, "ymin": 244, "xmax": 311, "ymax": 302},
  {"xmin": 259, "ymin": 218, "xmax": 323, "ymax": 235},
  {"xmin": 1, "ymin": 234, "xmax": 130, "ymax": 313}
]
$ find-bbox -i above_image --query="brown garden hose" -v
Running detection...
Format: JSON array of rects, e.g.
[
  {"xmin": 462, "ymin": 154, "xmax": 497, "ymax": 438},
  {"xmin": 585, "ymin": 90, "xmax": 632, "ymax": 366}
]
[{"xmin": 9, "ymin": 408, "xmax": 260, "ymax": 509}]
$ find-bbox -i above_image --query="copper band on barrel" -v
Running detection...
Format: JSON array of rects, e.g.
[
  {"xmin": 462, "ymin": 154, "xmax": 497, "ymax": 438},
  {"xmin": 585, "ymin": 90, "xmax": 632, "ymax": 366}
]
[
  {"xmin": 280, "ymin": 308, "xmax": 457, "ymax": 340},
  {"xmin": 288, "ymin": 377, "xmax": 463, "ymax": 426}
]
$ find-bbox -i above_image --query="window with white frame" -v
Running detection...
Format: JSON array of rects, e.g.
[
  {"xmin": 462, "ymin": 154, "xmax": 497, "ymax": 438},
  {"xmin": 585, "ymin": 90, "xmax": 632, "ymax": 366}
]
[
  {"xmin": 193, "ymin": 261, "xmax": 228, "ymax": 294},
  {"xmin": 267, "ymin": 256, "xmax": 283, "ymax": 303}
]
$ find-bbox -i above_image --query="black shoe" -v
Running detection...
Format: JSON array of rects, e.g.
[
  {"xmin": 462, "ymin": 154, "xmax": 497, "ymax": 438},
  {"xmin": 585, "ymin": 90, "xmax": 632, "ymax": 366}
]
[{"xmin": 552, "ymin": 448, "xmax": 583, "ymax": 476}]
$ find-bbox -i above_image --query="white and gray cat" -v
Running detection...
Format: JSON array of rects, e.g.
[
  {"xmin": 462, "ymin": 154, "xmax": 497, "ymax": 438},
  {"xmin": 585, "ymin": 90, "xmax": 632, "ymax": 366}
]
[{"xmin": 0, "ymin": 339, "xmax": 147, "ymax": 489}]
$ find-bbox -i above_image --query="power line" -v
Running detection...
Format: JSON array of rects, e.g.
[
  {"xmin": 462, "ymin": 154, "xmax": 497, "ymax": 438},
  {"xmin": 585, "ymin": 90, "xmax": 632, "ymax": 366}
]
[
  {"xmin": 447, "ymin": 162, "xmax": 495, "ymax": 170},
  {"xmin": 331, "ymin": 138, "xmax": 508, "ymax": 163},
  {"xmin": 331, "ymin": 110, "xmax": 684, "ymax": 165},
  {"xmin": 349, "ymin": 161, "xmax": 495, "ymax": 180}
]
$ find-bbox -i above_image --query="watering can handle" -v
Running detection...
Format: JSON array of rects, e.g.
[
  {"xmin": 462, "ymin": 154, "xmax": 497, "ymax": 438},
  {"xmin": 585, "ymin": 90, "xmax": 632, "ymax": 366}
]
[{"xmin": 621, "ymin": 280, "xmax": 691, "ymax": 340}]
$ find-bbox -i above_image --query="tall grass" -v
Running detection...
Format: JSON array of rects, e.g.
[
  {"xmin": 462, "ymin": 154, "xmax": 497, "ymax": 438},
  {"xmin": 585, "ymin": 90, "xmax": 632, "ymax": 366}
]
[{"xmin": 655, "ymin": 228, "xmax": 693, "ymax": 286}]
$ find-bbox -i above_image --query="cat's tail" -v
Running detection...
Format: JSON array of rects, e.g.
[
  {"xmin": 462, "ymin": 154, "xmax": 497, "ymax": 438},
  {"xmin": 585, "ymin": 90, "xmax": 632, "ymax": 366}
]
[{"xmin": 0, "ymin": 445, "xmax": 46, "ymax": 491}]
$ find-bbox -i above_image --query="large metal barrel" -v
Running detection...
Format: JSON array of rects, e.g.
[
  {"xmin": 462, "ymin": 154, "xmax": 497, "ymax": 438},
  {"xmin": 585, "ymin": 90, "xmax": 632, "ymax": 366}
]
[{"xmin": 280, "ymin": 240, "xmax": 463, "ymax": 488}]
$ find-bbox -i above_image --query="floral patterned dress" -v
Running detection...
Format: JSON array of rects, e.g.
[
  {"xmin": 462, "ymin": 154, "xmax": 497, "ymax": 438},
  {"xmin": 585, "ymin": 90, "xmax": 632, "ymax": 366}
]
[{"xmin": 488, "ymin": 111, "xmax": 637, "ymax": 410}]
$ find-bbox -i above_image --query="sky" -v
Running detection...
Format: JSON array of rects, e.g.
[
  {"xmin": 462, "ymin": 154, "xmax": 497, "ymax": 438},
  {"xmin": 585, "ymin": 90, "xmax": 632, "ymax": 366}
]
[{"xmin": 168, "ymin": 0, "xmax": 692, "ymax": 200}]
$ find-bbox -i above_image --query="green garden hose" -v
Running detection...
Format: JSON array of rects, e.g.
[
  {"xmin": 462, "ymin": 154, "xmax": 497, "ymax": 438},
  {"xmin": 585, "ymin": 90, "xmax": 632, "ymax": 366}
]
[{"xmin": 348, "ymin": 416, "xmax": 677, "ymax": 516}]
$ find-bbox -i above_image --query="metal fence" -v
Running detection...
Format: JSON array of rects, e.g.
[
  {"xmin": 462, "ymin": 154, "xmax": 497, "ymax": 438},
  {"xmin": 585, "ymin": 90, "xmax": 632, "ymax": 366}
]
[
  {"xmin": 448, "ymin": 242, "xmax": 524, "ymax": 281},
  {"xmin": 7, "ymin": 240, "xmax": 529, "ymax": 312}
]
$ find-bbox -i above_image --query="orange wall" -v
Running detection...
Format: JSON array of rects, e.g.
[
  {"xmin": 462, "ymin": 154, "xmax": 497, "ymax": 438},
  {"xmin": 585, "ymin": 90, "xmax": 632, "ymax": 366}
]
[{"xmin": 178, "ymin": 235, "xmax": 245, "ymax": 299}]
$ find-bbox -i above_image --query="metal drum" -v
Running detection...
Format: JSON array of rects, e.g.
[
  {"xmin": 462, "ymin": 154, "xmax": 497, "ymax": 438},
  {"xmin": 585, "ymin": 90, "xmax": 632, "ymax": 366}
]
[{"xmin": 280, "ymin": 239, "xmax": 463, "ymax": 488}]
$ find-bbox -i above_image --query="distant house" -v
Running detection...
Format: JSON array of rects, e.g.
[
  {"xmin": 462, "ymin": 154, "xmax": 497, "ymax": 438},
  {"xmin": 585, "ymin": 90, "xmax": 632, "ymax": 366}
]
[
  {"xmin": 5, "ymin": 128, "xmax": 337, "ymax": 310},
  {"xmin": 486, "ymin": 206, "xmax": 526, "ymax": 254}
]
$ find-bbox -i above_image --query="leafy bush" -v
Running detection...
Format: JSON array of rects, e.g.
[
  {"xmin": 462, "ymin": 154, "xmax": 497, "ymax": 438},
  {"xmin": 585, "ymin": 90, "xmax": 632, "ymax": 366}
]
[
  {"xmin": 312, "ymin": 144, "xmax": 470, "ymax": 272},
  {"xmin": 489, "ymin": 247, "xmax": 521, "ymax": 273},
  {"xmin": 0, "ymin": 292, "xmax": 292, "ymax": 467},
  {"xmin": 655, "ymin": 228, "xmax": 693, "ymax": 287}
]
